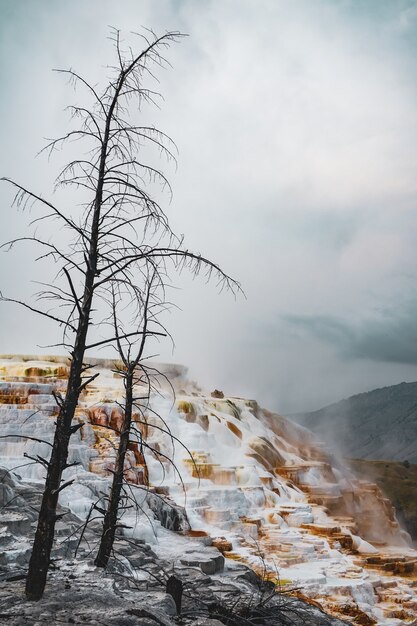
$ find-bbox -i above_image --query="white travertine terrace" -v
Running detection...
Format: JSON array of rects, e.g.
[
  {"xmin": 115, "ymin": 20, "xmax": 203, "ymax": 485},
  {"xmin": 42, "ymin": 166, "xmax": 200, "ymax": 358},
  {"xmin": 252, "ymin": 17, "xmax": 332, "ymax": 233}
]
[{"xmin": 0, "ymin": 355, "xmax": 416, "ymax": 625}]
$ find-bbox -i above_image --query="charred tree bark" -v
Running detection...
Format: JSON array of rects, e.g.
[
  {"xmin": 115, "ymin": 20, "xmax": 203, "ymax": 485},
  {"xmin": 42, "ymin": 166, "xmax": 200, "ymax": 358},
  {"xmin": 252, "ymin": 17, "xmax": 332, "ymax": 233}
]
[
  {"xmin": 95, "ymin": 271, "xmax": 153, "ymax": 568},
  {"xmin": 25, "ymin": 56, "xmax": 121, "ymax": 599},
  {"xmin": 25, "ymin": 197, "xmax": 101, "ymax": 599},
  {"xmin": 166, "ymin": 575, "xmax": 183, "ymax": 614},
  {"xmin": 94, "ymin": 369, "xmax": 134, "ymax": 568}
]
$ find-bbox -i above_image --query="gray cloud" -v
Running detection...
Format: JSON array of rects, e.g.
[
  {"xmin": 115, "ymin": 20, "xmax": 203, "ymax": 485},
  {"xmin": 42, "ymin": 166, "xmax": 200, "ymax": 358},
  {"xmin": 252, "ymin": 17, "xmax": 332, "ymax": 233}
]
[
  {"xmin": 1, "ymin": 0, "xmax": 417, "ymax": 413},
  {"xmin": 285, "ymin": 301, "xmax": 417, "ymax": 365}
]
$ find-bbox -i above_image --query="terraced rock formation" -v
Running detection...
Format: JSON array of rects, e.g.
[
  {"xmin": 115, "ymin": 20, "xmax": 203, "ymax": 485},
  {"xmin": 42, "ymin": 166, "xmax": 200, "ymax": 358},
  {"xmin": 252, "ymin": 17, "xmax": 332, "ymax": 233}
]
[
  {"xmin": 348, "ymin": 459, "xmax": 417, "ymax": 545},
  {"xmin": 1, "ymin": 355, "xmax": 417, "ymax": 625}
]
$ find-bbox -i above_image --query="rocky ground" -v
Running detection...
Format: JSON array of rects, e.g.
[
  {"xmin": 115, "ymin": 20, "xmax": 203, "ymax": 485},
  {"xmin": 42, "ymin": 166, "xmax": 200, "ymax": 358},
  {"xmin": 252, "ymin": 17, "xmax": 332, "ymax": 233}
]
[
  {"xmin": 0, "ymin": 470, "xmax": 346, "ymax": 626},
  {"xmin": 0, "ymin": 560, "xmax": 349, "ymax": 626}
]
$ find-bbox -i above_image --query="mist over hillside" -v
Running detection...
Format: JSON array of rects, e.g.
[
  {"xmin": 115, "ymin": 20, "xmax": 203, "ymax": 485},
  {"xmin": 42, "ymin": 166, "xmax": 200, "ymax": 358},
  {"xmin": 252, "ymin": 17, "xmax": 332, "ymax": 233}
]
[
  {"xmin": 293, "ymin": 381, "xmax": 417, "ymax": 463},
  {"xmin": 347, "ymin": 459, "xmax": 417, "ymax": 544}
]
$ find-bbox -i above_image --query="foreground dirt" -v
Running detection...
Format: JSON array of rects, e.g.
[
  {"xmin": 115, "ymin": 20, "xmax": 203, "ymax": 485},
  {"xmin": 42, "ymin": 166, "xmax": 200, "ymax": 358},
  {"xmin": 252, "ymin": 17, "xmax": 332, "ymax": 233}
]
[{"xmin": 0, "ymin": 558, "xmax": 348, "ymax": 626}]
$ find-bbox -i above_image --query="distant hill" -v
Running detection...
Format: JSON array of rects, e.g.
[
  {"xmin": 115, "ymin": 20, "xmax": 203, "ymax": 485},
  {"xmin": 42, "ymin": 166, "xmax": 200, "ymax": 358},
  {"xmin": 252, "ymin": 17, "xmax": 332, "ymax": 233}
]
[{"xmin": 293, "ymin": 381, "xmax": 417, "ymax": 463}]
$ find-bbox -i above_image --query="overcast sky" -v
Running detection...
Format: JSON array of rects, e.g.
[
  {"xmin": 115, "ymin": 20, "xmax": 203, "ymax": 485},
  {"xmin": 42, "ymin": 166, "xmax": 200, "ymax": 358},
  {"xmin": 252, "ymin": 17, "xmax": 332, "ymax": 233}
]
[{"xmin": 1, "ymin": 0, "xmax": 417, "ymax": 412}]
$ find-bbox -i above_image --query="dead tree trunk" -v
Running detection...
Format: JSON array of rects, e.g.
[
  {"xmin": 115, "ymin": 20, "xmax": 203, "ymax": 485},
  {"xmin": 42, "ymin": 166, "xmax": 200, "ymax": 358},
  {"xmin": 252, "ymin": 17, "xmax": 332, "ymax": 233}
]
[
  {"xmin": 25, "ymin": 143, "xmax": 105, "ymax": 599},
  {"xmin": 95, "ymin": 272, "xmax": 154, "ymax": 568},
  {"xmin": 1, "ymin": 29, "xmax": 240, "ymax": 600},
  {"xmin": 94, "ymin": 368, "xmax": 134, "ymax": 567},
  {"xmin": 25, "ymin": 34, "xmax": 173, "ymax": 600}
]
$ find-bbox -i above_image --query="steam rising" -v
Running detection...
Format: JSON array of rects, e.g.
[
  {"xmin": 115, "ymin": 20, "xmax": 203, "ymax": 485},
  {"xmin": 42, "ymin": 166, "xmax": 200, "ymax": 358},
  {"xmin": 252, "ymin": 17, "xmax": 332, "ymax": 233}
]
[{"xmin": 1, "ymin": 1, "xmax": 417, "ymax": 412}]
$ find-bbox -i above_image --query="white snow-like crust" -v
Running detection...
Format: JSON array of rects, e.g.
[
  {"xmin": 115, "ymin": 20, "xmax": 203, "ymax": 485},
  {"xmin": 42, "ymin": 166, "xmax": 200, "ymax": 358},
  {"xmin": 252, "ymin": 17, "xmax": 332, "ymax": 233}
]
[{"xmin": 1, "ymin": 356, "xmax": 416, "ymax": 624}]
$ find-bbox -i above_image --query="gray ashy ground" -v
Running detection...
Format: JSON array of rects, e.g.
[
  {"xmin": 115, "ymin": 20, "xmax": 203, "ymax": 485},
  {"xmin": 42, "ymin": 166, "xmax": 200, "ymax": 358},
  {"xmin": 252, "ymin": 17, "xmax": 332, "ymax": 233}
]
[
  {"xmin": 0, "ymin": 469, "xmax": 347, "ymax": 626},
  {"xmin": 0, "ymin": 560, "xmax": 348, "ymax": 626}
]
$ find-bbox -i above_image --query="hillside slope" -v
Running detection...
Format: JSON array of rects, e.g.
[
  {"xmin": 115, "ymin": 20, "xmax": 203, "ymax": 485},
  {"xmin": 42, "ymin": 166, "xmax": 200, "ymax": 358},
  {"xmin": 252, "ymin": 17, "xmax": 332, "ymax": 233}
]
[{"xmin": 294, "ymin": 381, "xmax": 417, "ymax": 463}]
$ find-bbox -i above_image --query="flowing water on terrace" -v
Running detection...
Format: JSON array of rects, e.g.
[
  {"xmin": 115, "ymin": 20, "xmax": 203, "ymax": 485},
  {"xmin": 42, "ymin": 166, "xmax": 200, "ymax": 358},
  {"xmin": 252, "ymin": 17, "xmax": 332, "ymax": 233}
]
[{"xmin": 0, "ymin": 355, "xmax": 416, "ymax": 625}]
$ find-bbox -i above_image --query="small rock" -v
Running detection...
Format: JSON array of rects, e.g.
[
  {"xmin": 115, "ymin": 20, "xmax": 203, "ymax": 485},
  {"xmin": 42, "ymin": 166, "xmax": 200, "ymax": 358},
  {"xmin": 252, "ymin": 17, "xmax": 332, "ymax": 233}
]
[{"xmin": 212, "ymin": 537, "xmax": 233, "ymax": 553}]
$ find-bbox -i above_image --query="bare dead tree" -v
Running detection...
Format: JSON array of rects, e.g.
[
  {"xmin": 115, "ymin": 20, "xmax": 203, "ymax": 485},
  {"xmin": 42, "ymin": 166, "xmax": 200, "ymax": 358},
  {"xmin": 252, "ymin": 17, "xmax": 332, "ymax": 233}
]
[
  {"xmin": 94, "ymin": 266, "xmax": 197, "ymax": 567},
  {"xmin": 1, "ymin": 28, "xmax": 240, "ymax": 600},
  {"xmin": 94, "ymin": 270, "xmax": 157, "ymax": 568}
]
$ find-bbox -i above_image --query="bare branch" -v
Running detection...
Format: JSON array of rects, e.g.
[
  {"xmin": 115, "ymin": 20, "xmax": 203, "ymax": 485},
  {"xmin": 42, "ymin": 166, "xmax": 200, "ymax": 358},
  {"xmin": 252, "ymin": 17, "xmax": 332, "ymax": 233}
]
[
  {"xmin": 0, "ymin": 435, "xmax": 53, "ymax": 447},
  {"xmin": 0, "ymin": 292, "xmax": 76, "ymax": 331},
  {"xmin": 0, "ymin": 178, "xmax": 87, "ymax": 239},
  {"xmin": 85, "ymin": 329, "xmax": 166, "ymax": 351}
]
